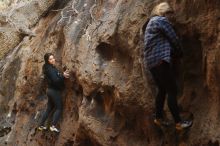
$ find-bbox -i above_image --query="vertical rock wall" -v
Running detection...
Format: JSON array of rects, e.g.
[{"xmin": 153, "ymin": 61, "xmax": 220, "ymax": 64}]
[{"xmin": 0, "ymin": 0, "xmax": 219, "ymax": 146}]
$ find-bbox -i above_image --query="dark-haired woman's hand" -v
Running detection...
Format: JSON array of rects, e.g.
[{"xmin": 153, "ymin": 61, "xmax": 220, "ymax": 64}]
[{"xmin": 63, "ymin": 70, "xmax": 70, "ymax": 78}]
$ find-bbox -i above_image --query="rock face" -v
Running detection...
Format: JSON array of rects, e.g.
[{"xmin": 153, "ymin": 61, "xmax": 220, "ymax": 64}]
[{"xmin": 0, "ymin": 0, "xmax": 219, "ymax": 146}]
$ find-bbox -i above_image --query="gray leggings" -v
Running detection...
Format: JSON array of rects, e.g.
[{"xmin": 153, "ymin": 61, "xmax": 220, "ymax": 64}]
[{"xmin": 40, "ymin": 88, "xmax": 63, "ymax": 126}]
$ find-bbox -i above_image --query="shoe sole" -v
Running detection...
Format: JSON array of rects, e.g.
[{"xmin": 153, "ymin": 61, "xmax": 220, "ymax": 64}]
[
  {"xmin": 175, "ymin": 125, "xmax": 192, "ymax": 131},
  {"xmin": 38, "ymin": 128, "xmax": 47, "ymax": 131},
  {"xmin": 49, "ymin": 129, "xmax": 59, "ymax": 133}
]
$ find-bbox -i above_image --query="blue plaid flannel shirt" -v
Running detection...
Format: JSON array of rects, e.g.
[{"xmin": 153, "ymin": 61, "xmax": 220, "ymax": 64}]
[{"xmin": 144, "ymin": 16, "xmax": 182, "ymax": 69}]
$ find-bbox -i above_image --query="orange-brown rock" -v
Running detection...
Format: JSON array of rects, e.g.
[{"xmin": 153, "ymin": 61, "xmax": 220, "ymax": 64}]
[{"xmin": 0, "ymin": 0, "xmax": 219, "ymax": 146}]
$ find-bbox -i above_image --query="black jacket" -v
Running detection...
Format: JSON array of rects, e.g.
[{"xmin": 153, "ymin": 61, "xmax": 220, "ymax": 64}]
[{"xmin": 44, "ymin": 64, "xmax": 65, "ymax": 90}]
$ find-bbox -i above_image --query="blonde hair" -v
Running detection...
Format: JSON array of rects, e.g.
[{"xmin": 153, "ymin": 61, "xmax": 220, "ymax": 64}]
[{"xmin": 151, "ymin": 2, "xmax": 173, "ymax": 16}]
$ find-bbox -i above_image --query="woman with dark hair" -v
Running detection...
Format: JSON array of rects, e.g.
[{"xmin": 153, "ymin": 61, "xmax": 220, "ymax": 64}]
[{"xmin": 38, "ymin": 53, "xmax": 69, "ymax": 133}]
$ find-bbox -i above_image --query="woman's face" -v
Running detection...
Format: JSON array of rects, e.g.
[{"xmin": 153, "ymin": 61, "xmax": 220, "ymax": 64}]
[{"xmin": 48, "ymin": 55, "xmax": 55, "ymax": 65}]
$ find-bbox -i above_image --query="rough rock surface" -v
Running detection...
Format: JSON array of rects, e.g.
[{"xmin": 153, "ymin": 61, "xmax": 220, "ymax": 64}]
[
  {"xmin": 0, "ymin": 0, "xmax": 219, "ymax": 146},
  {"xmin": 0, "ymin": 0, "xmax": 57, "ymax": 59}
]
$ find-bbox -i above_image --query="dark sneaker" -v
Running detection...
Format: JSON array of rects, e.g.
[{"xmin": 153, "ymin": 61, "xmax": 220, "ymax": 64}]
[
  {"xmin": 154, "ymin": 118, "xmax": 170, "ymax": 127},
  {"xmin": 49, "ymin": 125, "xmax": 60, "ymax": 133},
  {"xmin": 38, "ymin": 126, "xmax": 47, "ymax": 131},
  {"xmin": 175, "ymin": 120, "xmax": 192, "ymax": 130}
]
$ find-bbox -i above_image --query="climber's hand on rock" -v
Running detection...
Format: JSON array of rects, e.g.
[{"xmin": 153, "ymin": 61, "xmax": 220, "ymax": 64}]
[{"xmin": 63, "ymin": 70, "xmax": 70, "ymax": 78}]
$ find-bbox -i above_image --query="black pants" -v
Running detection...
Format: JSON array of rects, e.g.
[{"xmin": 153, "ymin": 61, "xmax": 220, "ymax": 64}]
[
  {"xmin": 40, "ymin": 88, "xmax": 63, "ymax": 126},
  {"xmin": 150, "ymin": 61, "xmax": 181, "ymax": 123}
]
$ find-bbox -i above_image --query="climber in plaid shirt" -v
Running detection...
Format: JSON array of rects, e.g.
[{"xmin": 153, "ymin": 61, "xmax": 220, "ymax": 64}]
[
  {"xmin": 143, "ymin": 2, "xmax": 192, "ymax": 130},
  {"xmin": 144, "ymin": 15, "xmax": 182, "ymax": 69}
]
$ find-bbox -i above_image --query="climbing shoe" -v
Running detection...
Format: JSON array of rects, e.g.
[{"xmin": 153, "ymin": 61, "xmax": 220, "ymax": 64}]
[
  {"xmin": 38, "ymin": 126, "xmax": 47, "ymax": 131},
  {"xmin": 175, "ymin": 120, "xmax": 192, "ymax": 130},
  {"xmin": 154, "ymin": 118, "xmax": 170, "ymax": 127},
  {"xmin": 49, "ymin": 125, "xmax": 60, "ymax": 133}
]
